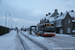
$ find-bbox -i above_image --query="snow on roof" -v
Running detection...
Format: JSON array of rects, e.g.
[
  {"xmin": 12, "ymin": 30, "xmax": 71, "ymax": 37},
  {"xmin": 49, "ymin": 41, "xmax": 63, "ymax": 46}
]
[
  {"xmin": 46, "ymin": 14, "xmax": 52, "ymax": 19},
  {"xmin": 69, "ymin": 12, "xmax": 75, "ymax": 17},
  {"xmin": 50, "ymin": 22, "xmax": 54, "ymax": 24},
  {"xmin": 55, "ymin": 11, "xmax": 75, "ymax": 21},
  {"xmin": 55, "ymin": 12, "xmax": 67, "ymax": 20},
  {"xmin": 72, "ymin": 20, "xmax": 75, "ymax": 22},
  {"xmin": 49, "ymin": 17, "xmax": 55, "ymax": 22}
]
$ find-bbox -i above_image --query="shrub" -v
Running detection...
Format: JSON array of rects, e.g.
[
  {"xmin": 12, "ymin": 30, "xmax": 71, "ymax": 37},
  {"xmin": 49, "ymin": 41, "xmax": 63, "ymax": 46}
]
[{"xmin": 0, "ymin": 26, "xmax": 10, "ymax": 36}]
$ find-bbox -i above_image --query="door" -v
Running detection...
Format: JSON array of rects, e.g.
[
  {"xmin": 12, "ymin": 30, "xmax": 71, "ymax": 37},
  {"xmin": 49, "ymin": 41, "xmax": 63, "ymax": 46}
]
[
  {"xmin": 67, "ymin": 28, "xmax": 70, "ymax": 33},
  {"xmin": 60, "ymin": 28, "xmax": 63, "ymax": 34}
]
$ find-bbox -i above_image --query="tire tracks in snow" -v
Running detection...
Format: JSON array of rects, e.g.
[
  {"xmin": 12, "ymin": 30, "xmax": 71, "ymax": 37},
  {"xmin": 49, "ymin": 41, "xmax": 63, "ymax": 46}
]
[
  {"xmin": 17, "ymin": 32, "xmax": 29, "ymax": 50},
  {"xmin": 20, "ymin": 31, "xmax": 49, "ymax": 50}
]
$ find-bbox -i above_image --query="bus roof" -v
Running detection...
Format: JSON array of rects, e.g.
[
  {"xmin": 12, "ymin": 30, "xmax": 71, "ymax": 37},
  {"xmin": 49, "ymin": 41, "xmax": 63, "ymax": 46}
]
[{"xmin": 37, "ymin": 23, "xmax": 54, "ymax": 26}]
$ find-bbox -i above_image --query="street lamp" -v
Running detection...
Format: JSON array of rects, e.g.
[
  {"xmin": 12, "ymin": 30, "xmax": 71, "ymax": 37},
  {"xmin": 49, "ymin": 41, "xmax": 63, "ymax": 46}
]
[
  {"xmin": 10, "ymin": 18, "xmax": 13, "ymax": 28},
  {"xmin": 5, "ymin": 11, "xmax": 11, "ymax": 33}
]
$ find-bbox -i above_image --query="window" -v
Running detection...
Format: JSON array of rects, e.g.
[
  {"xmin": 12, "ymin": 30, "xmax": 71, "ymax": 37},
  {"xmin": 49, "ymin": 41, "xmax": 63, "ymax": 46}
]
[
  {"xmin": 73, "ymin": 26, "xmax": 75, "ymax": 30},
  {"xmin": 68, "ymin": 19, "xmax": 70, "ymax": 23},
  {"xmin": 73, "ymin": 23, "xmax": 75, "ymax": 30},
  {"xmin": 56, "ymin": 20, "xmax": 62, "ymax": 26},
  {"xmin": 65, "ymin": 20, "xmax": 67, "ymax": 24}
]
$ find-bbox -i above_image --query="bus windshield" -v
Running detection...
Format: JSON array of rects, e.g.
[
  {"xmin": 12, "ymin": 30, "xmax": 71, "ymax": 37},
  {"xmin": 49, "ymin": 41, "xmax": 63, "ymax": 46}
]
[
  {"xmin": 38, "ymin": 24, "xmax": 55, "ymax": 32},
  {"xmin": 44, "ymin": 26, "xmax": 55, "ymax": 32}
]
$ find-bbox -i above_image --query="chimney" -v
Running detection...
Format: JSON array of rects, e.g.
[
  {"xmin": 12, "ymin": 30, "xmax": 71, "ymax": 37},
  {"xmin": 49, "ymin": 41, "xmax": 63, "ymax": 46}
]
[
  {"xmin": 40, "ymin": 19, "xmax": 41, "ymax": 22},
  {"xmin": 71, "ymin": 10, "xmax": 74, "ymax": 12},
  {"xmin": 55, "ymin": 9, "xmax": 58, "ymax": 12},
  {"xmin": 46, "ymin": 14, "xmax": 48, "ymax": 16},
  {"xmin": 61, "ymin": 12, "xmax": 63, "ymax": 15},
  {"xmin": 66, "ymin": 11, "xmax": 67, "ymax": 12},
  {"xmin": 48, "ymin": 13, "xmax": 51, "ymax": 15}
]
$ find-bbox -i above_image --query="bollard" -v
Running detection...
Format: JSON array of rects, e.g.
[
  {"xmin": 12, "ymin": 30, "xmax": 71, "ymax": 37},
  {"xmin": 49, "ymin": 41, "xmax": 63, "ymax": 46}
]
[{"xmin": 37, "ymin": 33, "xmax": 39, "ymax": 37}]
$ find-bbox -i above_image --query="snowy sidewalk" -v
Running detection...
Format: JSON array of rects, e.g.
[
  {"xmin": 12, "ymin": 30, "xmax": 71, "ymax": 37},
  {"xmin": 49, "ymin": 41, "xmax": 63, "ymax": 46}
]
[
  {"xmin": 0, "ymin": 30, "xmax": 18, "ymax": 50},
  {"xmin": 56, "ymin": 33, "xmax": 75, "ymax": 38}
]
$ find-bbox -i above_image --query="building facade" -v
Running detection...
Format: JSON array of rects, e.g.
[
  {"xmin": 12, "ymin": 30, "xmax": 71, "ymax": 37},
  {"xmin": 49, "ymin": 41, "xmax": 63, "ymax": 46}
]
[
  {"xmin": 55, "ymin": 10, "xmax": 75, "ymax": 34},
  {"xmin": 39, "ymin": 9, "xmax": 75, "ymax": 34}
]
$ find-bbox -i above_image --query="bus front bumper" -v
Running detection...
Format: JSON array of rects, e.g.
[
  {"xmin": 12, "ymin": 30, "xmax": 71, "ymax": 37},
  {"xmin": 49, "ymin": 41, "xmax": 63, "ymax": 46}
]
[{"xmin": 43, "ymin": 34, "xmax": 55, "ymax": 36}]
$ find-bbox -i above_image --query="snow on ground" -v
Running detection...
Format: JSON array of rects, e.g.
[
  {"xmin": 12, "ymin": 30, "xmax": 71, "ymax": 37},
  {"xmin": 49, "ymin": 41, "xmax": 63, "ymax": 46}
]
[
  {"xmin": 21, "ymin": 31, "xmax": 57, "ymax": 50},
  {"xmin": 0, "ymin": 30, "xmax": 24, "ymax": 50},
  {"xmin": 21, "ymin": 31, "xmax": 75, "ymax": 50},
  {"xmin": 19, "ymin": 31, "xmax": 44, "ymax": 50},
  {"xmin": 56, "ymin": 33, "xmax": 75, "ymax": 38},
  {"xmin": 0, "ymin": 31, "xmax": 16, "ymax": 50},
  {"xmin": 15, "ymin": 32, "xmax": 24, "ymax": 50},
  {"xmin": 1, "ymin": 30, "xmax": 75, "ymax": 50}
]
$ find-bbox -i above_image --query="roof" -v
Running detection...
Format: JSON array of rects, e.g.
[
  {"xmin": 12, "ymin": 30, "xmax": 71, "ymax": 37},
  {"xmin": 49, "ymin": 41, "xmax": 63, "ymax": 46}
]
[
  {"xmin": 50, "ymin": 22, "xmax": 54, "ymax": 24},
  {"xmin": 46, "ymin": 14, "xmax": 52, "ymax": 19},
  {"xmin": 49, "ymin": 17, "xmax": 55, "ymax": 22},
  {"xmin": 46, "ymin": 14, "xmax": 56, "ymax": 22},
  {"xmin": 50, "ymin": 11, "xmax": 59, "ymax": 17},
  {"xmin": 46, "ymin": 9, "xmax": 59, "ymax": 19},
  {"xmin": 69, "ymin": 12, "xmax": 75, "ymax": 17},
  {"xmin": 55, "ymin": 12, "xmax": 67, "ymax": 20},
  {"xmin": 55, "ymin": 11, "xmax": 75, "ymax": 21}
]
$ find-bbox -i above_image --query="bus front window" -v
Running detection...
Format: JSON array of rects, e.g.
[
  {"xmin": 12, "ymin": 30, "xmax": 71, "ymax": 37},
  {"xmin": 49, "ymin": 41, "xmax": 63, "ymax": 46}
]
[{"xmin": 44, "ymin": 26, "xmax": 55, "ymax": 32}]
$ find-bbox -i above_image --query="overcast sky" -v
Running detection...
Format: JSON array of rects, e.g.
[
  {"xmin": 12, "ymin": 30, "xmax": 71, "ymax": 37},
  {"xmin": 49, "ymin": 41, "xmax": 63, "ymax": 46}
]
[{"xmin": 0, "ymin": 0, "xmax": 75, "ymax": 28}]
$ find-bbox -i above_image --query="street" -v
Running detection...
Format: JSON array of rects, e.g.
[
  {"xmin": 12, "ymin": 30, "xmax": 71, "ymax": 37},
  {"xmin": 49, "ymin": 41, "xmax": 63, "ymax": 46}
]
[
  {"xmin": 18, "ymin": 31, "xmax": 75, "ymax": 50},
  {"xmin": 45, "ymin": 36, "xmax": 75, "ymax": 50}
]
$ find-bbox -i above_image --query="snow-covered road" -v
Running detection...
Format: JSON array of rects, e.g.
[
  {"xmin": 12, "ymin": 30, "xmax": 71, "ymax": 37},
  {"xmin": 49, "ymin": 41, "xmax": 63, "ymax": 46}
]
[
  {"xmin": 19, "ymin": 31, "xmax": 75, "ymax": 50},
  {"xmin": 1, "ymin": 30, "xmax": 74, "ymax": 50},
  {"xmin": 44, "ymin": 36, "xmax": 75, "ymax": 50},
  {"xmin": 18, "ymin": 31, "xmax": 47, "ymax": 50}
]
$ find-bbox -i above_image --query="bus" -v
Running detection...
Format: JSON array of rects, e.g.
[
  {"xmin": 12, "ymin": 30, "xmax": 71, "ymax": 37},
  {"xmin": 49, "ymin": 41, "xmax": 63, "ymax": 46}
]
[{"xmin": 36, "ymin": 23, "xmax": 55, "ymax": 36}]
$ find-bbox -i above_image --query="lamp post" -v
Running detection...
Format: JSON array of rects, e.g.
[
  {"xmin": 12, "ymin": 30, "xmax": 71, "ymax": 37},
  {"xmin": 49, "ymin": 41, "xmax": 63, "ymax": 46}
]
[
  {"xmin": 10, "ymin": 19, "xmax": 12, "ymax": 28},
  {"xmin": 5, "ymin": 12, "xmax": 11, "ymax": 33}
]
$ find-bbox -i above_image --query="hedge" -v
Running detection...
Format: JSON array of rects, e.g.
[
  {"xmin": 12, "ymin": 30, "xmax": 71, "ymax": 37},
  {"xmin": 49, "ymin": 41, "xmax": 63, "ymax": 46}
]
[{"xmin": 0, "ymin": 26, "xmax": 10, "ymax": 36}]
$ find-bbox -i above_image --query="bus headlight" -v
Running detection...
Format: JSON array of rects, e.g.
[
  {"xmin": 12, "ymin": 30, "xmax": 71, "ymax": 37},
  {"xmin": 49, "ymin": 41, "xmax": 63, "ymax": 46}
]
[
  {"xmin": 44, "ymin": 33, "xmax": 46, "ymax": 34},
  {"xmin": 53, "ymin": 33, "xmax": 55, "ymax": 34}
]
